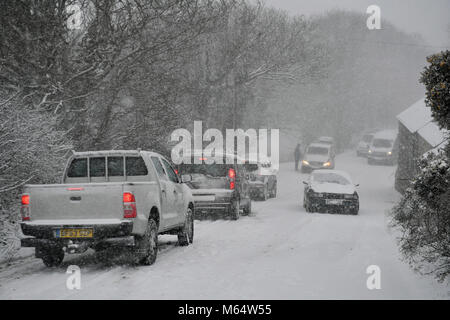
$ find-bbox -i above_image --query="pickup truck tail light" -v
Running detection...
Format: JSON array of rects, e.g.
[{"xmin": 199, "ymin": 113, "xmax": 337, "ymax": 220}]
[
  {"xmin": 21, "ymin": 194, "xmax": 30, "ymax": 221},
  {"xmin": 123, "ymin": 192, "xmax": 137, "ymax": 218},
  {"xmin": 228, "ymin": 168, "xmax": 236, "ymax": 190}
]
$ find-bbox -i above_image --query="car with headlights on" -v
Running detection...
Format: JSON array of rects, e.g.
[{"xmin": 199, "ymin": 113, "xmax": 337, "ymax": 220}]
[
  {"xmin": 356, "ymin": 132, "xmax": 375, "ymax": 157},
  {"xmin": 301, "ymin": 143, "xmax": 335, "ymax": 173},
  {"xmin": 303, "ymin": 170, "xmax": 359, "ymax": 215},
  {"xmin": 367, "ymin": 130, "xmax": 397, "ymax": 165}
]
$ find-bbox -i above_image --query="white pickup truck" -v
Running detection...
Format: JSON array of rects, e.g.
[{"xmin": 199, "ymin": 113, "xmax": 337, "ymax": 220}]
[{"xmin": 20, "ymin": 150, "xmax": 195, "ymax": 267}]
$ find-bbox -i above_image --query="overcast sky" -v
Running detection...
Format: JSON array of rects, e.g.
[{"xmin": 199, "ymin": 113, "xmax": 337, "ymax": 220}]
[{"xmin": 263, "ymin": 0, "xmax": 450, "ymax": 48}]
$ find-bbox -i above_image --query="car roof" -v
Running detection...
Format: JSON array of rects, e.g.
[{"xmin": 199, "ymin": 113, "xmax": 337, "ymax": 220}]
[
  {"xmin": 182, "ymin": 150, "xmax": 246, "ymax": 164},
  {"xmin": 312, "ymin": 170, "xmax": 353, "ymax": 182},
  {"xmin": 73, "ymin": 150, "xmax": 162, "ymax": 158},
  {"xmin": 308, "ymin": 143, "xmax": 331, "ymax": 149},
  {"xmin": 318, "ymin": 136, "xmax": 334, "ymax": 141}
]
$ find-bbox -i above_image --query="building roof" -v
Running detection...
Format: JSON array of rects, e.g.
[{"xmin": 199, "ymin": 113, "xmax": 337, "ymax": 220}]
[
  {"xmin": 397, "ymin": 98, "xmax": 433, "ymax": 133},
  {"xmin": 397, "ymin": 98, "xmax": 447, "ymax": 148},
  {"xmin": 418, "ymin": 122, "xmax": 447, "ymax": 148}
]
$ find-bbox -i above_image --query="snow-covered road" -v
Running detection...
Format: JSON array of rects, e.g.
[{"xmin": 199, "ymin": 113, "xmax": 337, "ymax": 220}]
[{"xmin": 0, "ymin": 152, "xmax": 448, "ymax": 299}]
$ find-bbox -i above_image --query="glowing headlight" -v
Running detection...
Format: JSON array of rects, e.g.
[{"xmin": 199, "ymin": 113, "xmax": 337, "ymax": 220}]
[
  {"xmin": 368, "ymin": 150, "xmax": 372, "ymax": 154},
  {"xmin": 323, "ymin": 162, "xmax": 331, "ymax": 167},
  {"xmin": 302, "ymin": 160, "xmax": 310, "ymax": 165},
  {"xmin": 387, "ymin": 151, "xmax": 392, "ymax": 155}
]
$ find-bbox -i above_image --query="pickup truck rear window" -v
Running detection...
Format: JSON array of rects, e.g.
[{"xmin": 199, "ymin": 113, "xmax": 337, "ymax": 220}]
[
  {"xmin": 67, "ymin": 156, "xmax": 148, "ymax": 179},
  {"xmin": 67, "ymin": 158, "xmax": 87, "ymax": 178},
  {"xmin": 126, "ymin": 157, "xmax": 148, "ymax": 176},
  {"xmin": 108, "ymin": 157, "xmax": 124, "ymax": 176},
  {"xmin": 90, "ymin": 157, "xmax": 106, "ymax": 177}
]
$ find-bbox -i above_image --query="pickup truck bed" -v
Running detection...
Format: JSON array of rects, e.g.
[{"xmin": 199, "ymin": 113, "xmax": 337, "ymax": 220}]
[{"xmin": 20, "ymin": 150, "xmax": 195, "ymax": 267}]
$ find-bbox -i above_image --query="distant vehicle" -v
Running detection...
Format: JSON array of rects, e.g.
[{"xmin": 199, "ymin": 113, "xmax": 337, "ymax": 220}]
[
  {"xmin": 20, "ymin": 150, "xmax": 195, "ymax": 267},
  {"xmin": 245, "ymin": 154, "xmax": 277, "ymax": 201},
  {"xmin": 316, "ymin": 136, "xmax": 335, "ymax": 146},
  {"xmin": 178, "ymin": 152, "xmax": 252, "ymax": 220},
  {"xmin": 367, "ymin": 130, "xmax": 398, "ymax": 165},
  {"xmin": 301, "ymin": 143, "xmax": 335, "ymax": 173},
  {"xmin": 356, "ymin": 133, "xmax": 375, "ymax": 157},
  {"xmin": 303, "ymin": 170, "xmax": 359, "ymax": 215}
]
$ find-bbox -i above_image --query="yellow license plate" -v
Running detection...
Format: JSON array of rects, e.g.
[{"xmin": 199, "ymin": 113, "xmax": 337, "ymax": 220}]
[{"xmin": 57, "ymin": 228, "xmax": 93, "ymax": 238}]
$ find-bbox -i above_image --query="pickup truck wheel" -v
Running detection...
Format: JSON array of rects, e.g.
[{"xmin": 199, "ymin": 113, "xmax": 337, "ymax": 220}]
[
  {"xmin": 135, "ymin": 219, "xmax": 158, "ymax": 266},
  {"xmin": 178, "ymin": 208, "xmax": 194, "ymax": 246},
  {"xmin": 41, "ymin": 247, "xmax": 64, "ymax": 267},
  {"xmin": 230, "ymin": 200, "xmax": 240, "ymax": 220}
]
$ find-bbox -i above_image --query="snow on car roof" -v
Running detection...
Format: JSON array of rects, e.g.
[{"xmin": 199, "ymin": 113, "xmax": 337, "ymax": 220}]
[
  {"xmin": 185, "ymin": 150, "xmax": 246, "ymax": 163},
  {"xmin": 312, "ymin": 170, "xmax": 353, "ymax": 183},
  {"xmin": 308, "ymin": 142, "xmax": 331, "ymax": 149},
  {"xmin": 74, "ymin": 150, "xmax": 143, "ymax": 156}
]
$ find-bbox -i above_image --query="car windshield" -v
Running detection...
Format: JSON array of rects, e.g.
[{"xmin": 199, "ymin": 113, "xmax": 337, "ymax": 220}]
[
  {"xmin": 372, "ymin": 139, "xmax": 392, "ymax": 148},
  {"xmin": 307, "ymin": 146, "xmax": 329, "ymax": 155},
  {"xmin": 313, "ymin": 173, "xmax": 350, "ymax": 185},
  {"xmin": 244, "ymin": 163, "xmax": 259, "ymax": 172},
  {"xmin": 362, "ymin": 135, "xmax": 373, "ymax": 143}
]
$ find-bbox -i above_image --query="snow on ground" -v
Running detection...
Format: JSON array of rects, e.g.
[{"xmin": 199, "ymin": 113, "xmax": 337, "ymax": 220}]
[{"xmin": 0, "ymin": 151, "xmax": 448, "ymax": 299}]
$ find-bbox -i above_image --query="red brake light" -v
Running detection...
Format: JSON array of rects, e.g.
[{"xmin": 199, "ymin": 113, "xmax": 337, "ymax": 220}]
[
  {"xmin": 21, "ymin": 195, "xmax": 30, "ymax": 205},
  {"xmin": 123, "ymin": 192, "xmax": 135, "ymax": 203},
  {"xmin": 21, "ymin": 194, "xmax": 30, "ymax": 221},
  {"xmin": 228, "ymin": 168, "xmax": 236, "ymax": 179},
  {"xmin": 174, "ymin": 169, "xmax": 178, "ymax": 175},
  {"xmin": 123, "ymin": 192, "xmax": 136, "ymax": 218},
  {"xmin": 228, "ymin": 168, "xmax": 236, "ymax": 190}
]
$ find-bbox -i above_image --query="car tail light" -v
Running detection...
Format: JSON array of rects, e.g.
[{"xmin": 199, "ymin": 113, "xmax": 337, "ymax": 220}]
[
  {"xmin": 228, "ymin": 168, "xmax": 236, "ymax": 190},
  {"xmin": 21, "ymin": 194, "xmax": 30, "ymax": 221},
  {"xmin": 123, "ymin": 192, "xmax": 137, "ymax": 218}
]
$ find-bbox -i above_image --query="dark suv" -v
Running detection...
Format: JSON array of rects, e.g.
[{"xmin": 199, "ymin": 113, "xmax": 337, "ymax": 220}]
[{"xmin": 177, "ymin": 153, "xmax": 252, "ymax": 220}]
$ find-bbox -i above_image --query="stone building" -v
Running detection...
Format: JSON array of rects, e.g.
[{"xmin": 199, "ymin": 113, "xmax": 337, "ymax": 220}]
[{"xmin": 395, "ymin": 98, "xmax": 448, "ymax": 194}]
